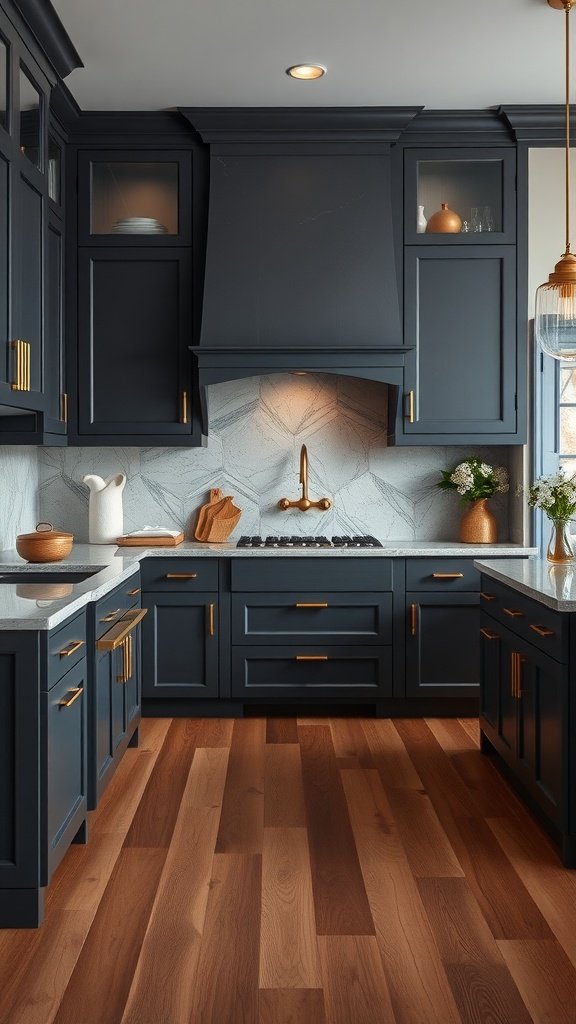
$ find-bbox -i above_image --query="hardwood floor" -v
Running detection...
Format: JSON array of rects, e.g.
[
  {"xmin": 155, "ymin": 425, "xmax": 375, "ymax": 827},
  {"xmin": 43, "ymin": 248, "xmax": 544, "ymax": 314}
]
[{"xmin": 2, "ymin": 716, "xmax": 576, "ymax": 1023}]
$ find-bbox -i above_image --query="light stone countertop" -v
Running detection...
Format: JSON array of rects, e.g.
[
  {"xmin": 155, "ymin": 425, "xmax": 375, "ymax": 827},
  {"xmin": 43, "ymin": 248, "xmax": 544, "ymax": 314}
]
[
  {"xmin": 474, "ymin": 558, "xmax": 576, "ymax": 612},
  {"xmin": 0, "ymin": 541, "xmax": 537, "ymax": 630}
]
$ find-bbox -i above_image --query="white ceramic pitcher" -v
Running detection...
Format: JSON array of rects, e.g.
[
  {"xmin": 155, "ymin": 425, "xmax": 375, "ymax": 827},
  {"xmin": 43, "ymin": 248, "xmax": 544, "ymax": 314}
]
[{"xmin": 83, "ymin": 473, "xmax": 126, "ymax": 544}]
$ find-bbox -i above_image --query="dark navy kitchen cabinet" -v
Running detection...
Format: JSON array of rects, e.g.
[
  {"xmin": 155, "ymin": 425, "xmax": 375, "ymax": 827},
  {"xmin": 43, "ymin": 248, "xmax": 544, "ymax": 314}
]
[
  {"xmin": 405, "ymin": 558, "xmax": 481, "ymax": 698},
  {"xmin": 142, "ymin": 591, "xmax": 219, "ymax": 699},
  {"xmin": 479, "ymin": 577, "xmax": 574, "ymax": 865},
  {"xmin": 399, "ymin": 144, "xmax": 524, "ymax": 445},
  {"xmin": 0, "ymin": 611, "xmax": 88, "ymax": 928},
  {"xmin": 73, "ymin": 148, "xmax": 201, "ymax": 445},
  {"xmin": 88, "ymin": 574, "xmax": 144, "ymax": 808}
]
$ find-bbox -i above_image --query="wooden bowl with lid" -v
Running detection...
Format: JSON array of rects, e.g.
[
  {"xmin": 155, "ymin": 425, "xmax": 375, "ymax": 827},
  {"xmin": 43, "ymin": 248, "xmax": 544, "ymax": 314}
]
[{"xmin": 15, "ymin": 522, "xmax": 74, "ymax": 563}]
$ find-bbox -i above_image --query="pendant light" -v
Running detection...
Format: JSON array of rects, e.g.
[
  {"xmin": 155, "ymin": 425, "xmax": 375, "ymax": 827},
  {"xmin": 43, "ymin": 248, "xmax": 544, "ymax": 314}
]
[{"xmin": 535, "ymin": 0, "xmax": 576, "ymax": 359}]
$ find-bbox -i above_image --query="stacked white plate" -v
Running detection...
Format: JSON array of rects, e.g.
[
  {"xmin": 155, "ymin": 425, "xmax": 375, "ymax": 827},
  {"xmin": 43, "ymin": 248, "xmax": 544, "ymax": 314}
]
[{"xmin": 111, "ymin": 216, "xmax": 168, "ymax": 234}]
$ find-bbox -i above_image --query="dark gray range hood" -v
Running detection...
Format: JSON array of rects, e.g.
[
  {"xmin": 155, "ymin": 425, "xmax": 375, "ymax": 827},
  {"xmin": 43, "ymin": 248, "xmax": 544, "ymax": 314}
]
[{"xmin": 182, "ymin": 108, "xmax": 421, "ymax": 430}]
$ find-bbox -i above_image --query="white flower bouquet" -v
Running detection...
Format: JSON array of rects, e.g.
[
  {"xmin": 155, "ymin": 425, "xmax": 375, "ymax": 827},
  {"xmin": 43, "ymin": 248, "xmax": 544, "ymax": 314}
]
[
  {"xmin": 437, "ymin": 457, "xmax": 509, "ymax": 503},
  {"xmin": 527, "ymin": 470, "xmax": 576, "ymax": 521}
]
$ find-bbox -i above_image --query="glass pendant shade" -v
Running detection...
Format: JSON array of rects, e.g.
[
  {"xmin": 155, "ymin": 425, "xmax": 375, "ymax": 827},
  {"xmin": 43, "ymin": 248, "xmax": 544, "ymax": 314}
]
[{"xmin": 535, "ymin": 264, "xmax": 576, "ymax": 360}]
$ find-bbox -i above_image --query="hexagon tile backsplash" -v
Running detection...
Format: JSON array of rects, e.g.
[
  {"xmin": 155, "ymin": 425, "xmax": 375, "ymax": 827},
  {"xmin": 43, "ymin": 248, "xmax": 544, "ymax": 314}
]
[{"xmin": 37, "ymin": 374, "xmax": 518, "ymax": 543}]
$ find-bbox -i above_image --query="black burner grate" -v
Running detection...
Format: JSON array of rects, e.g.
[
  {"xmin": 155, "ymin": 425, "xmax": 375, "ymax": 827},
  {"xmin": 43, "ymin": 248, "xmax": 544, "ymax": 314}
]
[{"xmin": 236, "ymin": 535, "xmax": 382, "ymax": 548}]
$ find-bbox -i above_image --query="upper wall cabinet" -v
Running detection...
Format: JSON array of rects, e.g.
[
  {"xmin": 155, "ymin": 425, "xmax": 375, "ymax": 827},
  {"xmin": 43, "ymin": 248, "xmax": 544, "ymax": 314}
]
[
  {"xmin": 77, "ymin": 151, "xmax": 192, "ymax": 246},
  {"xmin": 74, "ymin": 149, "xmax": 201, "ymax": 445},
  {"xmin": 404, "ymin": 147, "xmax": 517, "ymax": 245},
  {"xmin": 398, "ymin": 145, "xmax": 525, "ymax": 445},
  {"xmin": 0, "ymin": 4, "xmax": 68, "ymax": 442}
]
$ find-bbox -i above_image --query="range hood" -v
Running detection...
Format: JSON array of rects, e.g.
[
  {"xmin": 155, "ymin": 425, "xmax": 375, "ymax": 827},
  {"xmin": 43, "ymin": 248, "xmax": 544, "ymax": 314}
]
[{"xmin": 182, "ymin": 108, "xmax": 422, "ymax": 431}]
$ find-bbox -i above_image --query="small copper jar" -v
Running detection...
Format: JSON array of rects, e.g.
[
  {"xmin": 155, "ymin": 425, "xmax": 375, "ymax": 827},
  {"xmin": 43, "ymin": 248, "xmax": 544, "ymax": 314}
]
[{"xmin": 426, "ymin": 202, "xmax": 463, "ymax": 234}]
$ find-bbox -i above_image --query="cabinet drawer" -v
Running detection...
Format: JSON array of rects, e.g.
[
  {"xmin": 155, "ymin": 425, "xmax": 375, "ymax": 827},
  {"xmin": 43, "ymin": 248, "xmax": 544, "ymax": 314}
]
[
  {"xmin": 141, "ymin": 558, "xmax": 218, "ymax": 592},
  {"xmin": 231, "ymin": 592, "xmax": 392, "ymax": 645},
  {"xmin": 479, "ymin": 577, "xmax": 567, "ymax": 662},
  {"xmin": 231, "ymin": 646, "xmax": 392, "ymax": 699},
  {"xmin": 44, "ymin": 658, "xmax": 87, "ymax": 881},
  {"xmin": 406, "ymin": 558, "xmax": 479, "ymax": 592},
  {"xmin": 46, "ymin": 611, "xmax": 87, "ymax": 690},
  {"xmin": 94, "ymin": 573, "xmax": 141, "ymax": 640},
  {"xmin": 230, "ymin": 558, "xmax": 392, "ymax": 592}
]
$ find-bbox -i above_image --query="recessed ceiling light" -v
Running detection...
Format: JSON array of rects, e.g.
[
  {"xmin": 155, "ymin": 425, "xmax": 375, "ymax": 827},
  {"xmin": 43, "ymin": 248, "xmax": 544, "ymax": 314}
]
[{"xmin": 286, "ymin": 64, "xmax": 326, "ymax": 80}]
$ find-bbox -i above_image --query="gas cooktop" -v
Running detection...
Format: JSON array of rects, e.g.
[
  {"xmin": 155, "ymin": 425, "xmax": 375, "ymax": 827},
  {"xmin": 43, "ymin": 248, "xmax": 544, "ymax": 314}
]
[{"xmin": 236, "ymin": 535, "xmax": 383, "ymax": 549}]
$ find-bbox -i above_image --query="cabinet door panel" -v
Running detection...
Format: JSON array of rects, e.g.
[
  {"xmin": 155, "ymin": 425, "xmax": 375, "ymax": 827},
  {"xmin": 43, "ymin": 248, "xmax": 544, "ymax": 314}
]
[
  {"xmin": 45, "ymin": 659, "xmax": 87, "ymax": 881},
  {"xmin": 231, "ymin": 592, "xmax": 392, "ymax": 645},
  {"xmin": 142, "ymin": 592, "xmax": 219, "ymax": 698},
  {"xmin": 515, "ymin": 640, "xmax": 564, "ymax": 824},
  {"xmin": 402, "ymin": 246, "xmax": 516, "ymax": 437},
  {"xmin": 77, "ymin": 248, "xmax": 192, "ymax": 435},
  {"xmin": 44, "ymin": 219, "xmax": 65, "ymax": 431},
  {"xmin": 406, "ymin": 593, "xmax": 480, "ymax": 698},
  {"xmin": 0, "ymin": 152, "xmax": 8, "ymax": 383},
  {"xmin": 17, "ymin": 173, "xmax": 43, "ymax": 393}
]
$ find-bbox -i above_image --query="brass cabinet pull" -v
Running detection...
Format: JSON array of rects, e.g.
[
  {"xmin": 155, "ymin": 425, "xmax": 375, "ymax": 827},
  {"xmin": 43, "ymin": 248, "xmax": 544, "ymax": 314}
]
[
  {"xmin": 406, "ymin": 390, "xmax": 415, "ymax": 423},
  {"xmin": 295, "ymin": 655, "xmax": 328, "ymax": 661},
  {"xmin": 96, "ymin": 608, "xmax": 148, "ymax": 650},
  {"xmin": 165, "ymin": 572, "xmax": 197, "ymax": 580},
  {"xmin": 517, "ymin": 655, "xmax": 524, "ymax": 698},
  {"xmin": 431, "ymin": 572, "xmax": 464, "ymax": 580},
  {"xmin": 410, "ymin": 602, "xmax": 418, "ymax": 637},
  {"xmin": 59, "ymin": 686, "xmax": 84, "ymax": 708},
  {"xmin": 480, "ymin": 627, "xmax": 499, "ymax": 640},
  {"xmin": 116, "ymin": 635, "xmax": 130, "ymax": 683},
  {"xmin": 60, "ymin": 392, "xmax": 68, "ymax": 423},
  {"xmin": 503, "ymin": 607, "xmax": 524, "ymax": 618},
  {"xmin": 480, "ymin": 591, "xmax": 496, "ymax": 601},
  {"xmin": 25, "ymin": 341, "xmax": 30, "ymax": 390},
  {"xmin": 529, "ymin": 623, "xmax": 555, "ymax": 638},
  {"xmin": 208, "ymin": 603, "xmax": 215, "ymax": 637},
  {"xmin": 180, "ymin": 390, "xmax": 188, "ymax": 425},
  {"xmin": 11, "ymin": 341, "xmax": 31, "ymax": 391},
  {"xmin": 511, "ymin": 652, "xmax": 518, "ymax": 698},
  {"xmin": 100, "ymin": 609, "xmax": 122, "ymax": 623},
  {"xmin": 127, "ymin": 587, "xmax": 141, "ymax": 596},
  {"xmin": 295, "ymin": 602, "xmax": 328, "ymax": 608},
  {"xmin": 58, "ymin": 639, "xmax": 85, "ymax": 658}
]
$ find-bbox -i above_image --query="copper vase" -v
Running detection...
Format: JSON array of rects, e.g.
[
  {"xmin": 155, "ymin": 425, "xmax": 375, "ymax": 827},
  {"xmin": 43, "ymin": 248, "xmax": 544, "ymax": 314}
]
[
  {"xmin": 426, "ymin": 202, "xmax": 463, "ymax": 234},
  {"xmin": 459, "ymin": 499, "xmax": 497, "ymax": 543}
]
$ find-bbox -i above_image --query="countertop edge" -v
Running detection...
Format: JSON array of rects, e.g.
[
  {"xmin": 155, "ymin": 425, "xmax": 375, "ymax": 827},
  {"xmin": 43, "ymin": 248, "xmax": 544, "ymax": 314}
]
[{"xmin": 474, "ymin": 557, "xmax": 576, "ymax": 612}]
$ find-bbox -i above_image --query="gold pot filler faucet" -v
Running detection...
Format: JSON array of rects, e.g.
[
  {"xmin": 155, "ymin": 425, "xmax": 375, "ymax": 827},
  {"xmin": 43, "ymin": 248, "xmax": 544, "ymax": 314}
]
[{"xmin": 278, "ymin": 444, "xmax": 332, "ymax": 512}]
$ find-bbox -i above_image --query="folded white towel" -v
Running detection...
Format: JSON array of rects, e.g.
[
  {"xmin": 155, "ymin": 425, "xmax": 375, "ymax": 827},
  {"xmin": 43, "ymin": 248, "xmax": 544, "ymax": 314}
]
[{"xmin": 127, "ymin": 526, "xmax": 181, "ymax": 538}]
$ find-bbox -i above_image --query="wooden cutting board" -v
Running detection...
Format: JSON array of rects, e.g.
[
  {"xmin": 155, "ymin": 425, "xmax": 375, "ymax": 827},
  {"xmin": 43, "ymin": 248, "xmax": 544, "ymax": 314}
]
[{"xmin": 116, "ymin": 532, "xmax": 184, "ymax": 547}]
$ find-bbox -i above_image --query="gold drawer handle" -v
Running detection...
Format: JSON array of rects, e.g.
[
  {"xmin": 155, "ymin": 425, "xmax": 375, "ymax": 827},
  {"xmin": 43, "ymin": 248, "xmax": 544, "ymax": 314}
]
[
  {"xmin": 60, "ymin": 392, "xmax": 68, "ymax": 423},
  {"xmin": 58, "ymin": 639, "xmax": 85, "ymax": 658},
  {"xmin": 503, "ymin": 608, "xmax": 524, "ymax": 618},
  {"xmin": 96, "ymin": 608, "xmax": 148, "ymax": 650},
  {"xmin": 100, "ymin": 609, "xmax": 122, "ymax": 623},
  {"xmin": 59, "ymin": 686, "xmax": 83, "ymax": 708},
  {"xmin": 480, "ymin": 627, "xmax": 499, "ymax": 640},
  {"xmin": 295, "ymin": 602, "xmax": 328, "ymax": 608},
  {"xmin": 295, "ymin": 655, "xmax": 328, "ymax": 661},
  {"xmin": 529, "ymin": 623, "xmax": 555, "ymax": 638},
  {"xmin": 165, "ymin": 573, "xmax": 197, "ymax": 579},
  {"xmin": 180, "ymin": 390, "xmax": 188, "ymax": 425},
  {"xmin": 116, "ymin": 634, "xmax": 133, "ymax": 683},
  {"xmin": 480, "ymin": 591, "xmax": 496, "ymax": 601},
  {"xmin": 431, "ymin": 572, "xmax": 464, "ymax": 579},
  {"xmin": 410, "ymin": 602, "xmax": 418, "ymax": 637},
  {"xmin": 208, "ymin": 603, "xmax": 215, "ymax": 637},
  {"xmin": 406, "ymin": 390, "xmax": 415, "ymax": 423},
  {"xmin": 127, "ymin": 587, "xmax": 141, "ymax": 596}
]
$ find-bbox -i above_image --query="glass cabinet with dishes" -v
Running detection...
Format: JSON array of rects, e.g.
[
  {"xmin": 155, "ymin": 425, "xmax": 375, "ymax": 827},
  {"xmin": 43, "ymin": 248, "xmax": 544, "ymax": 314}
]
[
  {"xmin": 404, "ymin": 147, "xmax": 516, "ymax": 244},
  {"xmin": 78, "ymin": 150, "xmax": 191, "ymax": 245},
  {"xmin": 75, "ymin": 148, "xmax": 200, "ymax": 444}
]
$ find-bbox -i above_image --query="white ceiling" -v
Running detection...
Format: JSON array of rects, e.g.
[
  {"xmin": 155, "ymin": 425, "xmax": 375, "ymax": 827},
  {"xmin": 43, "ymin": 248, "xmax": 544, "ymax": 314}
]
[{"xmin": 52, "ymin": 0, "xmax": 563, "ymax": 112}]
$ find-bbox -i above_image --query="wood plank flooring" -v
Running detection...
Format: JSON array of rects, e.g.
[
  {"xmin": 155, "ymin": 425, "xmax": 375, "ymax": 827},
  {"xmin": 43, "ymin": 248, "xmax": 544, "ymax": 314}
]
[{"xmin": 2, "ymin": 716, "xmax": 576, "ymax": 1023}]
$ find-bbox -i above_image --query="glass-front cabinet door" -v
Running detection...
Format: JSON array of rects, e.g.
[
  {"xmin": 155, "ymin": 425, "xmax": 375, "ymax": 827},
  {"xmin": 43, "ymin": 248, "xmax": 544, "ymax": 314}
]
[
  {"xmin": 78, "ymin": 151, "xmax": 192, "ymax": 245},
  {"xmin": 404, "ymin": 147, "xmax": 516, "ymax": 244}
]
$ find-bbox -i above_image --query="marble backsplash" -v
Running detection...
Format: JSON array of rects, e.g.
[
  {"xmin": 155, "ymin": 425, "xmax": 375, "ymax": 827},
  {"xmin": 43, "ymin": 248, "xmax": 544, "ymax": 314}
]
[
  {"xmin": 0, "ymin": 447, "xmax": 39, "ymax": 549},
  {"xmin": 36, "ymin": 375, "xmax": 522, "ymax": 544}
]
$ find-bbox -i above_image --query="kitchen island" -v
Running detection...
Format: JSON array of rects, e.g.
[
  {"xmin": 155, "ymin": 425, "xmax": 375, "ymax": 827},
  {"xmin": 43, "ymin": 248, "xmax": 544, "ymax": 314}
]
[{"xmin": 475, "ymin": 557, "xmax": 576, "ymax": 866}]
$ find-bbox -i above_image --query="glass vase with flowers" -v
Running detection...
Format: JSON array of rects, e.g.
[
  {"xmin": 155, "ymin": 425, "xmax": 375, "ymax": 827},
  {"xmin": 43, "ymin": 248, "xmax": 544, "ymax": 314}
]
[
  {"xmin": 528, "ymin": 470, "xmax": 576, "ymax": 563},
  {"xmin": 437, "ymin": 458, "xmax": 509, "ymax": 543}
]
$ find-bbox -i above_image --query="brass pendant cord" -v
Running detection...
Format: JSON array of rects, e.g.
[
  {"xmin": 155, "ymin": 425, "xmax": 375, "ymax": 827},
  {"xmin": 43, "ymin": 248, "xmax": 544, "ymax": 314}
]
[{"xmin": 561, "ymin": 2, "xmax": 565, "ymax": 253}]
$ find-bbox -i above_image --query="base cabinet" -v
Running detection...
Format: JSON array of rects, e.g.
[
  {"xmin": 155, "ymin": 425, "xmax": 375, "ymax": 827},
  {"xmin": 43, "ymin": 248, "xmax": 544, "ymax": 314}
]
[
  {"xmin": 479, "ymin": 574, "xmax": 573, "ymax": 864},
  {"xmin": 142, "ymin": 592, "xmax": 219, "ymax": 699},
  {"xmin": 88, "ymin": 575, "xmax": 144, "ymax": 809},
  {"xmin": 406, "ymin": 593, "xmax": 480, "ymax": 698},
  {"xmin": 0, "ymin": 612, "xmax": 88, "ymax": 928}
]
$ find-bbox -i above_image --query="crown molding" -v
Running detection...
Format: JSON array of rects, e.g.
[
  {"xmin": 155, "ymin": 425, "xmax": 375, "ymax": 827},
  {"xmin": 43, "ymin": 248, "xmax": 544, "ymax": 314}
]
[
  {"xmin": 499, "ymin": 104, "xmax": 576, "ymax": 143},
  {"xmin": 402, "ymin": 108, "xmax": 515, "ymax": 146},
  {"xmin": 181, "ymin": 106, "xmax": 423, "ymax": 144},
  {"xmin": 11, "ymin": 0, "xmax": 82, "ymax": 78}
]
